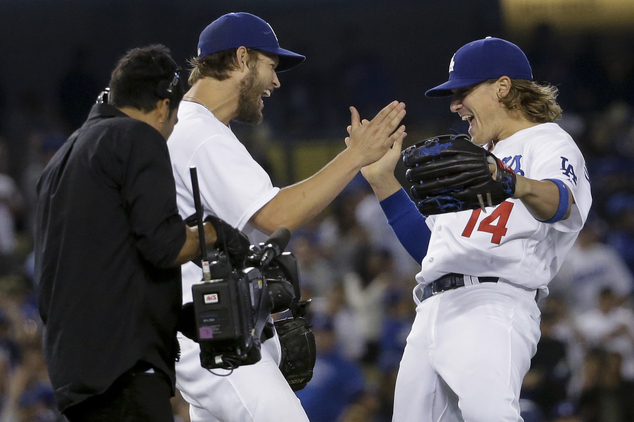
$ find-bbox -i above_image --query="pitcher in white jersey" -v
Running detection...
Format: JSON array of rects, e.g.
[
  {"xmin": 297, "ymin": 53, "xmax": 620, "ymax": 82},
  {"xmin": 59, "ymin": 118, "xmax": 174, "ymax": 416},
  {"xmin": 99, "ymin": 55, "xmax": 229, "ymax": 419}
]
[
  {"xmin": 167, "ymin": 12, "xmax": 407, "ymax": 422},
  {"xmin": 357, "ymin": 37, "xmax": 592, "ymax": 421}
]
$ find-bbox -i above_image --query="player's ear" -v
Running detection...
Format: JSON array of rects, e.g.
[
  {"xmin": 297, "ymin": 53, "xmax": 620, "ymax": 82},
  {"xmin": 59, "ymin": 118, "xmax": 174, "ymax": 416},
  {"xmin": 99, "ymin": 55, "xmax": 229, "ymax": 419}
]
[
  {"xmin": 496, "ymin": 76, "xmax": 512, "ymax": 100},
  {"xmin": 236, "ymin": 46, "xmax": 249, "ymax": 72}
]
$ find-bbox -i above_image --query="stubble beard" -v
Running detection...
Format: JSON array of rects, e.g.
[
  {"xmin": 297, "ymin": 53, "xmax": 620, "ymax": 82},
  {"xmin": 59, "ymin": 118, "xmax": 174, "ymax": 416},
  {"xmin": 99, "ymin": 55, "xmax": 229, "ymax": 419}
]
[{"xmin": 235, "ymin": 68, "xmax": 264, "ymax": 125}]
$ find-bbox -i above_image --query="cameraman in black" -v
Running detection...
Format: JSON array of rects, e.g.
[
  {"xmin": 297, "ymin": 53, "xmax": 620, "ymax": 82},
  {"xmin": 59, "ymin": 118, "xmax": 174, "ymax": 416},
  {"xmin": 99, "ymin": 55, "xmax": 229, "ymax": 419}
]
[{"xmin": 34, "ymin": 44, "xmax": 247, "ymax": 422}]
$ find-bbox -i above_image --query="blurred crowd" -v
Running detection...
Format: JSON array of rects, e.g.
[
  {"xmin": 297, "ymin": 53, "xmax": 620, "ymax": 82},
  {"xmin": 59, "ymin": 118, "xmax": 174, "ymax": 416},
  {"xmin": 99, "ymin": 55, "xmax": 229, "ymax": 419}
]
[{"xmin": 2, "ymin": 24, "xmax": 634, "ymax": 422}]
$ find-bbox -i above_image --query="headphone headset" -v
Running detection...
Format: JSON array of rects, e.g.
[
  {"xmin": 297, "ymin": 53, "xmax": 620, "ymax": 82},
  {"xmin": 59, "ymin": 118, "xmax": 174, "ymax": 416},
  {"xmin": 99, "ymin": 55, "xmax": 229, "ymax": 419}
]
[
  {"xmin": 95, "ymin": 51, "xmax": 182, "ymax": 105},
  {"xmin": 155, "ymin": 54, "xmax": 182, "ymax": 99},
  {"xmin": 96, "ymin": 87, "xmax": 110, "ymax": 104}
]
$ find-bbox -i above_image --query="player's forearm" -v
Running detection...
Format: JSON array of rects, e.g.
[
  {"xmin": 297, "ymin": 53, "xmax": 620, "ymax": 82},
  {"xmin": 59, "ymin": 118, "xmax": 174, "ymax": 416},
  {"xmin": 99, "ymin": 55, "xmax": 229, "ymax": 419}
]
[
  {"xmin": 367, "ymin": 175, "xmax": 402, "ymax": 202},
  {"xmin": 360, "ymin": 137, "xmax": 405, "ymax": 201},
  {"xmin": 250, "ymin": 148, "xmax": 364, "ymax": 234},
  {"xmin": 514, "ymin": 176, "xmax": 572, "ymax": 222},
  {"xmin": 172, "ymin": 223, "xmax": 217, "ymax": 266}
]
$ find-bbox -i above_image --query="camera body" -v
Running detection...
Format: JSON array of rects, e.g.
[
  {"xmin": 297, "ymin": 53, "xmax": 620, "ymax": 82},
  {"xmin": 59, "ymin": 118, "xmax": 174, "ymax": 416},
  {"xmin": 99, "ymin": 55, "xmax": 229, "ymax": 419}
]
[
  {"xmin": 191, "ymin": 246, "xmax": 299, "ymax": 370},
  {"xmin": 192, "ymin": 263, "xmax": 264, "ymax": 369},
  {"xmin": 184, "ymin": 167, "xmax": 300, "ymax": 371}
]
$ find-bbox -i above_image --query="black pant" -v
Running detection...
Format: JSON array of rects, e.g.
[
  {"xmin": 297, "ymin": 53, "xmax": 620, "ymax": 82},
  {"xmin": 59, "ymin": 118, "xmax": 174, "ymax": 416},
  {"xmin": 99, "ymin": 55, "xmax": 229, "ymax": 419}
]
[{"xmin": 64, "ymin": 363, "xmax": 174, "ymax": 422}]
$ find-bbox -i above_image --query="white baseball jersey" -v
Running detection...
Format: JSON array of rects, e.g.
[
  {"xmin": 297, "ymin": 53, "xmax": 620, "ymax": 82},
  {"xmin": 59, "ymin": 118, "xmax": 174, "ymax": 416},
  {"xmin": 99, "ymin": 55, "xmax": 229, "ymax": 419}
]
[
  {"xmin": 167, "ymin": 101, "xmax": 309, "ymax": 422},
  {"xmin": 417, "ymin": 123, "xmax": 592, "ymax": 296},
  {"xmin": 393, "ymin": 122, "xmax": 592, "ymax": 422}
]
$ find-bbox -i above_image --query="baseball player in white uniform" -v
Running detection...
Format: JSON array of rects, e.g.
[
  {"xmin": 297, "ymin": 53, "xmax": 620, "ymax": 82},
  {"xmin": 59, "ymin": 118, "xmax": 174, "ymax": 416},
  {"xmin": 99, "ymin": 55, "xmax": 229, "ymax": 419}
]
[
  {"xmin": 167, "ymin": 12, "xmax": 406, "ymax": 422},
  {"xmin": 357, "ymin": 37, "xmax": 592, "ymax": 421}
]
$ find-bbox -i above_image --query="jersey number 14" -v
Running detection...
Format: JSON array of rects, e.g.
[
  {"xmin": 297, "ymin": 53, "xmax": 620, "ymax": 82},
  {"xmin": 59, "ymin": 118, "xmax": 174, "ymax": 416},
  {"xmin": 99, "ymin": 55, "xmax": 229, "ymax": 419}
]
[{"xmin": 461, "ymin": 202, "xmax": 515, "ymax": 245}]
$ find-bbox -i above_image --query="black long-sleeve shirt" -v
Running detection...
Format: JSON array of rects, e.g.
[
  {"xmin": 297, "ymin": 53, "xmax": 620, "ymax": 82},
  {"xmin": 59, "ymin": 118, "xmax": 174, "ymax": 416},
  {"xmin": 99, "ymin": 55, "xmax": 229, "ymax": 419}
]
[{"xmin": 34, "ymin": 103, "xmax": 186, "ymax": 412}]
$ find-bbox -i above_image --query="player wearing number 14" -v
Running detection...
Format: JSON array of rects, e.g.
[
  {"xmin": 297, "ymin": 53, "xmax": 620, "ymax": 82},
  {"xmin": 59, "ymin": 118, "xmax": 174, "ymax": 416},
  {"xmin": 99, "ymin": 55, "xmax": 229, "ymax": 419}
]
[{"xmin": 359, "ymin": 37, "xmax": 592, "ymax": 421}]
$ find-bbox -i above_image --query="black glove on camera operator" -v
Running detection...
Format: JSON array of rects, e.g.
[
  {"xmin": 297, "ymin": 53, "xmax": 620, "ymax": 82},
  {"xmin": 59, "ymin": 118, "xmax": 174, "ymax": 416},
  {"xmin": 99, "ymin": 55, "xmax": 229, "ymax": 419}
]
[{"xmin": 192, "ymin": 214, "xmax": 251, "ymax": 267}]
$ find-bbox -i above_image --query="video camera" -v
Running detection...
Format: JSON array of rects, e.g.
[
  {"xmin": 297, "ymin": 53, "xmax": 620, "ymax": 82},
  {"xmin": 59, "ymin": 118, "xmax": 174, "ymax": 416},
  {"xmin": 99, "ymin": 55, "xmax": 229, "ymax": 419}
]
[{"xmin": 184, "ymin": 168, "xmax": 304, "ymax": 371}]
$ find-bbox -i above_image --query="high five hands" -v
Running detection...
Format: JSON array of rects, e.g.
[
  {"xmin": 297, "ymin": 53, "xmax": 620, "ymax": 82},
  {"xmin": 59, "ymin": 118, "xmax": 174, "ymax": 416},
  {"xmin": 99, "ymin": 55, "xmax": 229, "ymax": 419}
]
[
  {"xmin": 345, "ymin": 101, "xmax": 407, "ymax": 169},
  {"xmin": 346, "ymin": 102, "xmax": 407, "ymax": 200}
]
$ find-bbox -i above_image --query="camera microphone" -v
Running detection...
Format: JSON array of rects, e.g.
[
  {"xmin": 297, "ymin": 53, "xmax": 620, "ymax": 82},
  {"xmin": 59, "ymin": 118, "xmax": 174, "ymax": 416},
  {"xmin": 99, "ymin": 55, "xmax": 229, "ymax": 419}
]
[{"xmin": 258, "ymin": 227, "xmax": 292, "ymax": 267}]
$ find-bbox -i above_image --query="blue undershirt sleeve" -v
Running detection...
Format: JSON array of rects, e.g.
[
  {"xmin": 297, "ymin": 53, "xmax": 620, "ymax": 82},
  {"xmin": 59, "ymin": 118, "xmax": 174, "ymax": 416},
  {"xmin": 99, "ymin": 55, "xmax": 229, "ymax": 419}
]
[{"xmin": 379, "ymin": 188, "xmax": 430, "ymax": 264}]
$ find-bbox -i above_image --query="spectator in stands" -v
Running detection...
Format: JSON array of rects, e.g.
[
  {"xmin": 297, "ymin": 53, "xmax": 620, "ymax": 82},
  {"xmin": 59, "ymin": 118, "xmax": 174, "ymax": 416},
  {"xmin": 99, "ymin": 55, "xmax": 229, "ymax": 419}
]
[
  {"xmin": 295, "ymin": 313, "xmax": 365, "ymax": 422},
  {"xmin": 577, "ymin": 347, "xmax": 634, "ymax": 422},
  {"xmin": 551, "ymin": 215, "xmax": 634, "ymax": 315},
  {"xmin": 575, "ymin": 288, "xmax": 634, "ymax": 382},
  {"xmin": 343, "ymin": 245, "xmax": 392, "ymax": 365}
]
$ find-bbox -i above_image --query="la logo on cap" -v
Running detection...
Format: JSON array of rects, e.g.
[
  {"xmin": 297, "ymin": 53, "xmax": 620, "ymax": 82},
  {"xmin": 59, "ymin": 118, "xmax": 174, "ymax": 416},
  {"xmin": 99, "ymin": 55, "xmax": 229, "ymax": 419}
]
[{"xmin": 426, "ymin": 36, "xmax": 533, "ymax": 97}]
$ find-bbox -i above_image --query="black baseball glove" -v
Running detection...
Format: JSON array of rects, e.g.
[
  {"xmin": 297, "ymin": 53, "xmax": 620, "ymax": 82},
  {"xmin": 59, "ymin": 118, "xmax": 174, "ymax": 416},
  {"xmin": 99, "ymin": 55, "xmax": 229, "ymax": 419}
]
[
  {"xmin": 275, "ymin": 316, "xmax": 316, "ymax": 391},
  {"xmin": 402, "ymin": 134, "xmax": 517, "ymax": 216},
  {"xmin": 204, "ymin": 215, "xmax": 250, "ymax": 267}
]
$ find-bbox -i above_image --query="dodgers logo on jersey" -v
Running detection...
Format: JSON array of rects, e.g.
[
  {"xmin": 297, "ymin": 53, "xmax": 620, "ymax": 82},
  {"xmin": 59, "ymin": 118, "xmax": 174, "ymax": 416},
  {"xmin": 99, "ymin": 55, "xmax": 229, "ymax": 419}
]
[
  {"xmin": 501, "ymin": 155, "xmax": 524, "ymax": 176},
  {"xmin": 560, "ymin": 156, "xmax": 578, "ymax": 185}
]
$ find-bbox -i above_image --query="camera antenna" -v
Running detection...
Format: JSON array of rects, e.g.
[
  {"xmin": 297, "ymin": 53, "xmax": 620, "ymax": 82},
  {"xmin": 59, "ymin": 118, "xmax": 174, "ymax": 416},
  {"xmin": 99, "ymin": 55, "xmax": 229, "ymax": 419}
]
[{"xmin": 190, "ymin": 167, "xmax": 211, "ymax": 281}]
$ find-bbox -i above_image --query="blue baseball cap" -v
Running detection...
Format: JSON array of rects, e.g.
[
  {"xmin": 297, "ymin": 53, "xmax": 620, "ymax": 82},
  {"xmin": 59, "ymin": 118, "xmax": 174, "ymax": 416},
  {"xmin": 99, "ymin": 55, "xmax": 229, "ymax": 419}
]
[
  {"xmin": 425, "ymin": 37, "xmax": 533, "ymax": 97},
  {"xmin": 197, "ymin": 12, "xmax": 305, "ymax": 72}
]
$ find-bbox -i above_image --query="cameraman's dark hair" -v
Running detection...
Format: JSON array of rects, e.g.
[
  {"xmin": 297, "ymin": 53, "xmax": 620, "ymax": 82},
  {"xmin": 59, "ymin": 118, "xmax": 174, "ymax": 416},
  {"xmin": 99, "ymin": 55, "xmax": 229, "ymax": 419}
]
[{"xmin": 108, "ymin": 44, "xmax": 185, "ymax": 113}]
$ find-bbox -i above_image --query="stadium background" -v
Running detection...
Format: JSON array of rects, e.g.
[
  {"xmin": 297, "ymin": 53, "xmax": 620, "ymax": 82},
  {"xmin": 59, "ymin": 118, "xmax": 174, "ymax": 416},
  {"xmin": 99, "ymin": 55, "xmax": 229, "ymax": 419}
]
[{"xmin": 1, "ymin": 0, "xmax": 634, "ymax": 421}]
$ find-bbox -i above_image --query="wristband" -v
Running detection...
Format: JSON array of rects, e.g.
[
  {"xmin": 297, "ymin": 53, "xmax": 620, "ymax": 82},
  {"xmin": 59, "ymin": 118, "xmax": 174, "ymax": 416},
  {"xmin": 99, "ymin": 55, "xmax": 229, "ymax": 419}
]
[
  {"xmin": 380, "ymin": 188, "xmax": 413, "ymax": 222},
  {"xmin": 542, "ymin": 179, "xmax": 570, "ymax": 223}
]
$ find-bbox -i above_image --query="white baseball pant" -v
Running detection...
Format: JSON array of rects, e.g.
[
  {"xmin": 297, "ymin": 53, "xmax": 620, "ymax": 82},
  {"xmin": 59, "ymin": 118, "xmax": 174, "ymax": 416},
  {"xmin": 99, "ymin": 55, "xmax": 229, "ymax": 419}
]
[
  {"xmin": 176, "ymin": 332, "xmax": 310, "ymax": 422},
  {"xmin": 393, "ymin": 281, "xmax": 541, "ymax": 422}
]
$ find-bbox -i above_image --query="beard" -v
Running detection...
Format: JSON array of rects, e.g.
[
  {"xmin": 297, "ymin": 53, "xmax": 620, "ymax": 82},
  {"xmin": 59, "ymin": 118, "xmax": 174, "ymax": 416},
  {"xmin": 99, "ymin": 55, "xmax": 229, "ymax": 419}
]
[{"xmin": 235, "ymin": 68, "xmax": 265, "ymax": 125}]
